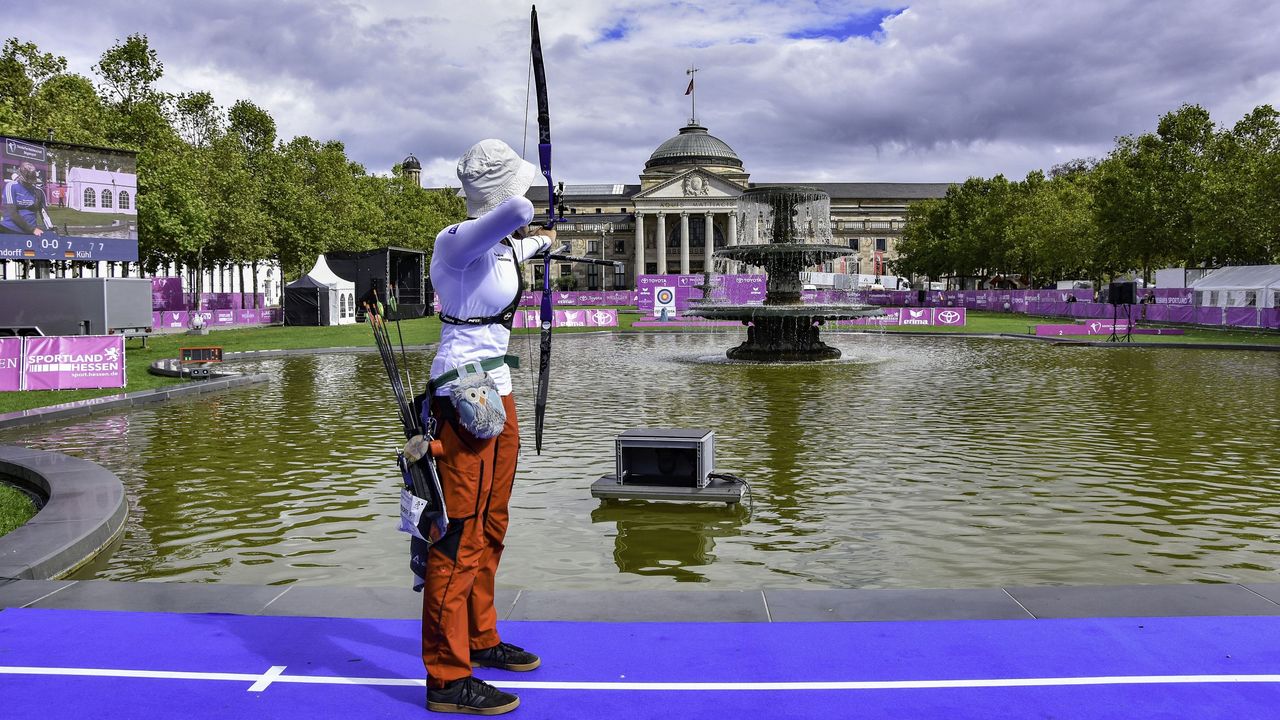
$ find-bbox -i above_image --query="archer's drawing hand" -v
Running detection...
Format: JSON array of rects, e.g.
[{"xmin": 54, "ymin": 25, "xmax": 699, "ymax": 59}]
[{"xmin": 514, "ymin": 226, "xmax": 556, "ymax": 244}]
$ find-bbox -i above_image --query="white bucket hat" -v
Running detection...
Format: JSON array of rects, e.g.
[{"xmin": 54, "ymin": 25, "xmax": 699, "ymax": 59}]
[{"xmin": 456, "ymin": 139, "xmax": 538, "ymax": 217}]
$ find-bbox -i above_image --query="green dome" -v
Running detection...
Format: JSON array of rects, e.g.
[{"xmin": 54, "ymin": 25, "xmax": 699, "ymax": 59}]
[{"xmin": 645, "ymin": 123, "xmax": 743, "ymax": 170}]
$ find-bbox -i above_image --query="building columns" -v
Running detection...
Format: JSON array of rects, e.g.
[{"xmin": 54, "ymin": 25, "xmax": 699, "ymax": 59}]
[
  {"xmin": 726, "ymin": 211, "xmax": 738, "ymax": 274},
  {"xmin": 634, "ymin": 212, "xmax": 645, "ymax": 284},
  {"xmin": 703, "ymin": 212, "xmax": 714, "ymax": 273},
  {"xmin": 679, "ymin": 212, "xmax": 690, "ymax": 275},
  {"xmin": 655, "ymin": 213, "xmax": 667, "ymax": 275}
]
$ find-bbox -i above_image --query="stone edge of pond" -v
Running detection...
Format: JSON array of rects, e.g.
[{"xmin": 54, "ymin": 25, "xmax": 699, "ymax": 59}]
[
  {"xmin": 2, "ymin": 579, "xmax": 1278, "ymax": 622},
  {"xmin": 0, "ymin": 446, "xmax": 127, "ymax": 581}
]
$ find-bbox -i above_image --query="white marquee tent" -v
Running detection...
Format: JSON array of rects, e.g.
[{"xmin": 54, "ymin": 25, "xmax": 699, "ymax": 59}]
[
  {"xmin": 1189, "ymin": 265, "xmax": 1280, "ymax": 309},
  {"xmin": 284, "ymin": 255, "xmax": 357, "ymax": 326}
]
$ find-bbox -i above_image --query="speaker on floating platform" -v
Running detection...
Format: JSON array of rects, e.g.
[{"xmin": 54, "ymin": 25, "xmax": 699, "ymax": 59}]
[
  {"xmin": 616, "ymin": 429, "xmax": 715, "ymax": 488},
  {"xmin": 1108, "ymin": 281, "xmax": 1137, "ymax": 305}
]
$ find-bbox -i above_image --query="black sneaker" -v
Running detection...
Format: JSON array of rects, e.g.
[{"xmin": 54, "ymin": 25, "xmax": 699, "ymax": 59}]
[
  {"xmin": 471, "ymin": 641, "xmax": 541, "ymax": 671},
  {"xmin": 426, "ymin": 676, "xmax": 519, "ymax": 715}
]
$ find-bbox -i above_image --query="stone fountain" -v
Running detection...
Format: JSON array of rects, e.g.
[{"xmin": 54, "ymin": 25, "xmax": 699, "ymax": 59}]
[{"xmin": 685, "ymin": 185, "xmax": 881, "ymax": 361}]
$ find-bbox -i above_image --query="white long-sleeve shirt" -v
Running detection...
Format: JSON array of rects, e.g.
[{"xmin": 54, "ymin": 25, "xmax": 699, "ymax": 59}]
[{"xmin": 430, "ymin": 196, "xmax": 550, "ymax": 396}]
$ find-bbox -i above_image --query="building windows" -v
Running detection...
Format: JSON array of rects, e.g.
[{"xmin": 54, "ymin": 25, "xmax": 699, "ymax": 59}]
[
  {"xmin": 588, "ymin": 240, "xmax": 600, "ymax": 255},
  {"xmin": 83, "ymin": 188, "xmax": 96, "ymax": 207},
  {"xmin": 587, "ymin": 265, "xmax": 599, "ymax": 290},
  {"xmin": 595, "ymin": 208, "xmax": 602, "ymax": 214},
  {"xmin": 848, "ymin": 238, "xmax": 859, "ymax": 250},
  {"xmin": 118, "ymin": 190, "xmax": 130, "ymax": 210},
  {"xmin": 559, "ymin": 265, "xmax": 572, "ymax": 277},
  {"xmin": 614, "ymin": 240, "xmax": 626, "ymax": 254},
  {"xmin": 101, "ymin": 189, "xmax": 113, "ymax": 209},
  {"xmin": 620, "ymin": 208, "xmax": 627, "ymax": 213},
  {"xmin": 875, "ymin": 238, "xmax": 887, "ymax": 252}
]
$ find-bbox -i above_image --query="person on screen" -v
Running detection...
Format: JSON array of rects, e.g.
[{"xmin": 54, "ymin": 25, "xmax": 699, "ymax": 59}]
[{"xmin": 0, "ymin": 162, "xmax": 47, "ymax": 235}]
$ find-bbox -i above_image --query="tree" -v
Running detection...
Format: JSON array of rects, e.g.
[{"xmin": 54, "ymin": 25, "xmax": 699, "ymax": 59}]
[{"xmin": 0, "ymin": 38, "xmax": 68, "ymax": 132}]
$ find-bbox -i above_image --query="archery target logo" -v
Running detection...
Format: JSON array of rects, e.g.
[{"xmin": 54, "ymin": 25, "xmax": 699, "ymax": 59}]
[{"xmin": 654, "ymin": 286, "xmax": 677, "ymax": 317}]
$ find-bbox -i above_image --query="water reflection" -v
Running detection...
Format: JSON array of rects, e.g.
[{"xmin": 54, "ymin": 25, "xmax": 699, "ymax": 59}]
[
  {"xmin": 590, "ymin": 501, "xmax": 748, "ymax": 582},
  {"xmin": 1, "ymin": 333, "xmax": 1277, "ymax": 589}
]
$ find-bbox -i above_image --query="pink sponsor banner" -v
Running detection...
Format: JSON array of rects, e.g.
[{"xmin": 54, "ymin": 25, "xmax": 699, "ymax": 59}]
[
  {"xmin": 511, "ymin": 309, "xmax": 619, "ymax": 329},
  {"xmin": 0, "ymin": 337, "xmax": 23, "ymax": 391},
  {"xmin": 23, "ymin": 335, "xmax": 126, "ymax": 390}
]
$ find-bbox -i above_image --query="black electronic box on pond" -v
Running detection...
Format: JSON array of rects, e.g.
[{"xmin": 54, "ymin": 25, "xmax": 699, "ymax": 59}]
[{"xmin": 615, "ymin": 429, "xmax": 715, "ymax": 488}]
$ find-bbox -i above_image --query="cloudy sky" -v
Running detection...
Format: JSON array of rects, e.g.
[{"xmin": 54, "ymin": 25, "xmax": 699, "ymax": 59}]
[{"xmin": 12, "ymin": 0, "xmax": 1280, "ymax": 187}]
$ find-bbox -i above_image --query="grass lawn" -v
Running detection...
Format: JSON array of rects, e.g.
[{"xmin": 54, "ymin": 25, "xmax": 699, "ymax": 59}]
[
  {"xmin": 0, "ymin": 482, "xmax": 37, "ymax": 538},
  {"xmin": 46, "ymin": 207, "xmax": 135, "ymax": 228},
  {"xmin": 1, "ymin": 309, "xmax": 1274, "ymax": 416}
]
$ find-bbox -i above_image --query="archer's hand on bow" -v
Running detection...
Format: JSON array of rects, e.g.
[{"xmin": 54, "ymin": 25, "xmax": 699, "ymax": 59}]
[{"xmin": 513, "ymin": 225, "xmax": 557, "ymax": 243}]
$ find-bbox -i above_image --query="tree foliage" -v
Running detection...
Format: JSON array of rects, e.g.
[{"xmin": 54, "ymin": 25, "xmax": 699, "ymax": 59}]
[{"xmin": 897, "ymin": 103, "xmax": 1280, "ymax": 287}]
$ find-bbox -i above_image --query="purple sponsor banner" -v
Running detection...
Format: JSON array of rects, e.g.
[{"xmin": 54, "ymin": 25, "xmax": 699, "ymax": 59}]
[
  {"xmin": 1225, "ymin": 307, "xmax": 1261, "ymax": 327},
  {"xmin": 898, "ymin": 307, "xmax": 934, "ymax": 326},
  {"xmin": 23, "ymin": 335, "xmax": 126, "ymax": 390},
  {"xmin": 637, "ymin": 274, "xmax": 766, "ymax": 311},
  {"xmin": 511, "ymin": 309, "xmax": 618, "ymax": 328},
  {"xmin": 0, "ymin": 337, "xmax": 22, "ymax": 391},
  {"xmin": 236, "ymin": 309, "xmax": 262, "ymax": 324},
  {"xmin": 934, "ymin": 308, "xmax": 966, "ymax": 326},
  {"xmin": 1166, "ymin": 305, "xmax": 1196, "ymax": 323},
  {"xmin": 1264, "ymin": 308, "xmax": 1280, "ymax": 329},
  {"xmin": 1154, "ymin": 288, "xmax": 1194, "ymax": 305},
  {"xmin": 212, "ymin": 309, "xmax": 236, "ymax": 326},
  {"xmin": 1196, "ymin": 307, "xmax": 1224, "ymax": 325},
  {"xmin": 1140, "ymin": 305, "xmax": 1168, "ymax": 322},
  {"xmin": 159, "ymin": 310, "xmax": 189, "ymax": 329},
  {"xmin": 261, "ymin": 307, "xmax": 283, "ymax": 324},
  {"xmin": 151, "ymin": 277, "xmax": 184, "ymax": 311}
]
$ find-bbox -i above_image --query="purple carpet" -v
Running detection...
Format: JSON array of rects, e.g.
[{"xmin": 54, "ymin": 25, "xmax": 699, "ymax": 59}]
[{"xmin": 1, "ymin": 608, "xmax": 1277, "ymax": 718}]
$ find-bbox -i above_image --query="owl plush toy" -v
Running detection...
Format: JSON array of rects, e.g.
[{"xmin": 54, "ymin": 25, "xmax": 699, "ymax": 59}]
[{"xmin": 449, "ymin": 369, "xmax": 507, "ymax": 439}]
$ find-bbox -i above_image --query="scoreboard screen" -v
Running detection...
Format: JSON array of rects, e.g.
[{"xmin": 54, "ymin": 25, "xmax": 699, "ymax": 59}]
[{"xmin": 180, "ymin": 347, "xmax": 223, "ymax": 364}]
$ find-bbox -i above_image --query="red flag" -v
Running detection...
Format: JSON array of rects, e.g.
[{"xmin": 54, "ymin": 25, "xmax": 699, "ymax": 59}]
[{"xmin": 685, "ymin": 78, "xmax": 694, "ymax": 95}]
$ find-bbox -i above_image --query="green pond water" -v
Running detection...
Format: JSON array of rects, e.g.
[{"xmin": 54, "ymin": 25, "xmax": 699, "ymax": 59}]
[{"xmin": 3, "ymin": 332, "xmax": 1278, "ymax": 589}]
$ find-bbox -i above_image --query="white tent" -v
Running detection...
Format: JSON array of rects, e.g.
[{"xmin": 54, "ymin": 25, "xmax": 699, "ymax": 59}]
[
  {"xmin": 1189, "ymin": 265, "xmax": 1280, "ymax": 309},
  {"xmin": 284, "ymin": 255, "xmax": 357, "ymax": 326}
]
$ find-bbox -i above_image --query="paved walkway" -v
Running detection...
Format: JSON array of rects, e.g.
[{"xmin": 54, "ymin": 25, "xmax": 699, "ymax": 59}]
[{"xmin": 2, "ymin": 580, "xmax": 1279, "ymax": 718}]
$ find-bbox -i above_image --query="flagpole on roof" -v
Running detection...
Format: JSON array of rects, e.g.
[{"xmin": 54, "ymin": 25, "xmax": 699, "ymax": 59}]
[{"xmin": 686, "ymin": 64, "xmax": 699, "ymax": 124}]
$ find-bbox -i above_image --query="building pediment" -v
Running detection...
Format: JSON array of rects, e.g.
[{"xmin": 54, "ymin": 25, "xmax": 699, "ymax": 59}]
[{"xmin": 634, "ymin": 169, "xmax": 742, "ymax": 201}]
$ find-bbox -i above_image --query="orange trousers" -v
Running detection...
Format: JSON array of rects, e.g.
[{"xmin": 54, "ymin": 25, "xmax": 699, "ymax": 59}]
[{"xmin": 422, "ymin": 393, "xmax": 519, "ymax": 688}]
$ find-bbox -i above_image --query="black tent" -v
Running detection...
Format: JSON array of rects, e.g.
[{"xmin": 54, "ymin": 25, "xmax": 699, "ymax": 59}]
[
  {"xmin": 283, "ymin": 256, "xmax": 357, "ymax": 326},
  {"xmin": 325, "ymin": 246, "xmax": 430, "ymax": 320}
]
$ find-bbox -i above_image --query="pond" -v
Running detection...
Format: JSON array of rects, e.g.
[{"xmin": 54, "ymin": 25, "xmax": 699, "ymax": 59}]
[{"xmin": 3, "ymin": 332, "xmax": 1278, "ymax": 589}]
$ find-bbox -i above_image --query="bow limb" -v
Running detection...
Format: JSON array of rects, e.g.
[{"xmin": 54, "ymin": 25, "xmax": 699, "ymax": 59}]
[{"xmin": 531, "ymin": 5, "xmax": 557, "ymax": 455}]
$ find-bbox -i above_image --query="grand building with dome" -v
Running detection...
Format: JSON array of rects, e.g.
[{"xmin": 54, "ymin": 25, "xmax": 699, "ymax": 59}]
[{"xmin": 498, "ymin": 121, "xmax": 949, "ymax": 290}]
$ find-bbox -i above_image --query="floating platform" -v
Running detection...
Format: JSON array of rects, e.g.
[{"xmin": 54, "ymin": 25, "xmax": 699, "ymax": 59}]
[{"xmin": 591, "ymin": 474, "xmax": 745, "ymax": 504}]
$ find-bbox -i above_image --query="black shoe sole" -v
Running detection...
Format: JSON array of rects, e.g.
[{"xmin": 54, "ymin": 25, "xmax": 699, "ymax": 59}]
[
  {"xmin": 427, "ymin": 696, "xmax": 520, "ymax": 715},
  {"xmin": 471, "ymin": 657, "xmax": 541, "ymax": 672}
]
